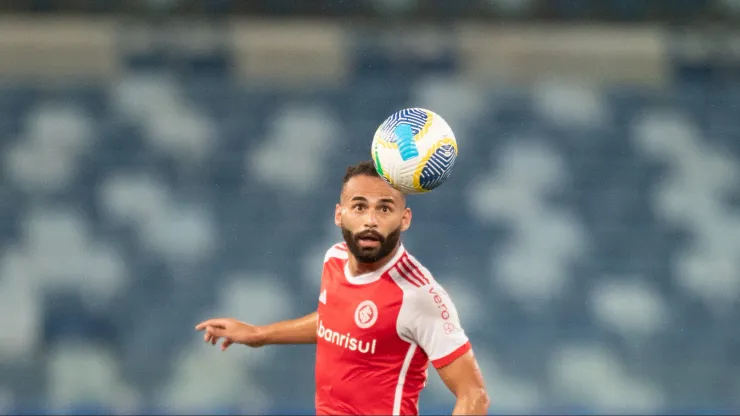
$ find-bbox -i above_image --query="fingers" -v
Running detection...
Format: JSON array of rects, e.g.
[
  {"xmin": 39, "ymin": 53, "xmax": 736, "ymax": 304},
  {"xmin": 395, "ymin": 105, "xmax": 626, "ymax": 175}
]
[
  {"xmin": 195, "ymin": 319, "xmax": 227, "ymax": 331},
  {"xmin": 203, "ymin": 327, "xmax": 219, "ymax": 345},
  {"xmin": 202, "ymin": 326, "xmax": 233, "ymax": 351},
  {"xmin": 221, "ymin": 339, "xmax": 234, "ymax": 351},
  {"xmin": 205, "ymin": 326, "xmax": 227, "ymax": 339},
  {"xmin": 204, "ymin": 326, "xmax": 233, "ymax": 347},
  {"xmin": 206, "ymin": 334, "xmax": 219, "ymax": 345},
  {"xmin": 196, "ymin": 319, "xmax": 238, "ymax": 352}
]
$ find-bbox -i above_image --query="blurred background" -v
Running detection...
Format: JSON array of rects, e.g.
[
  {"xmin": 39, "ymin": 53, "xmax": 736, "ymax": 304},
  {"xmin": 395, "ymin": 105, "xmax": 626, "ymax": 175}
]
[{"xmin": 1, "ymin": 0, "xmax": 740, "ymax": 415}]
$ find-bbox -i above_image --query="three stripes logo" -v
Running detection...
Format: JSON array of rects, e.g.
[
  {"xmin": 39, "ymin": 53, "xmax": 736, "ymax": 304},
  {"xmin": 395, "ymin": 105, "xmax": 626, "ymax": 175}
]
[{"xmin": 392, "ymin": 254, "xmax": 430, "ymax": 288}]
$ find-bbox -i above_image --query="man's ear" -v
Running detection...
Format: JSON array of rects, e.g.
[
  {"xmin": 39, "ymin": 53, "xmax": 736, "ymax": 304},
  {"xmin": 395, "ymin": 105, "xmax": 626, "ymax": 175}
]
[
  {"xmin": 335, "ymin": 204, "xmax": 342, "ymax": 227},
  {"xmin": 401, "ymin": 207, "xmax": 412, "ymax": 232}
]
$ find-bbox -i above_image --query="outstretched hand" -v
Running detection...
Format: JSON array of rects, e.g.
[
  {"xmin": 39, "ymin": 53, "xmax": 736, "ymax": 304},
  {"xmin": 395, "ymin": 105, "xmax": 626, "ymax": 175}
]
[{"xmin": 195, "ymin": 318, "xmax": 267, "ymax": 351}]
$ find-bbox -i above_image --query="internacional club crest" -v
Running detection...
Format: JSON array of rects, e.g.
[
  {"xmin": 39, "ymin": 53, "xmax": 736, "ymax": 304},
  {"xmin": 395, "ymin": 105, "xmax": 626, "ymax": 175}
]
[{"xmin": 354, "ymin": 300, "xmax": 378, "ymax": 329}]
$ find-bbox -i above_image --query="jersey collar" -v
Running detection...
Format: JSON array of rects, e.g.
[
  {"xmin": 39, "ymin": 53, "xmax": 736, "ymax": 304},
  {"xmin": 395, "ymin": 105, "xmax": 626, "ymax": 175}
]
[{"xmin": 344, "ymin": 244, "xmax": 406, "ymax": 285}]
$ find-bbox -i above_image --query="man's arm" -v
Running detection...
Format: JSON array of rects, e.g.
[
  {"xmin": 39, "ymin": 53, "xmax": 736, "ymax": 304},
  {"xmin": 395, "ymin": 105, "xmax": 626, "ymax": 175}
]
[
  {"xmin": 399, "ymin": 278, "xmax": 489, "ymax": 414},
  {"xmin": 437, "ymin": 350, "xmax": 490, "ymax": 415},
  {"xmin": 261, "ymin": 311, "xmax": 318, "ymax": 344},
  {"xmin": 196, "ymin": 311, "xmax": 317, "ymax": 350}
]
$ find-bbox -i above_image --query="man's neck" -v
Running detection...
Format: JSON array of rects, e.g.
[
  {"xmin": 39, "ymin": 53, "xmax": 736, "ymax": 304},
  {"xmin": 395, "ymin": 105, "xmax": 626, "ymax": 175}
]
[{"xmin": 347, "ymin": 244, "xmax": 401, "ymax": 276}]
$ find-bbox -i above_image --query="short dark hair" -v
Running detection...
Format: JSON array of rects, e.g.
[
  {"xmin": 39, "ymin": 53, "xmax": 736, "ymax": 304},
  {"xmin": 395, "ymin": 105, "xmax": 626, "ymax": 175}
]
[
  {"xmin": 340, "ymin": 160, "xmax": 406, "ymax": 206},
  {"xmin": 342, "ymin": 160, "xmax": 379, "ymax": 185}
]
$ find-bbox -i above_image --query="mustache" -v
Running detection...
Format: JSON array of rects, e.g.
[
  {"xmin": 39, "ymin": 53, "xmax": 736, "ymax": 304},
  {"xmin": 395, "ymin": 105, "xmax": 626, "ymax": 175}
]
[{"xmin": 354, "ymin": 230, "xmax": 385, "ymax": 242}]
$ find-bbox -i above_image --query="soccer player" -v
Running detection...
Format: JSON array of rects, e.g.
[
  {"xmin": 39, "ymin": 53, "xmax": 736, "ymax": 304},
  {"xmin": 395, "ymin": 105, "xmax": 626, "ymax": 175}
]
[{"xmin": 195, "ymin": 161, "xmax": 490, "ymax": 415}]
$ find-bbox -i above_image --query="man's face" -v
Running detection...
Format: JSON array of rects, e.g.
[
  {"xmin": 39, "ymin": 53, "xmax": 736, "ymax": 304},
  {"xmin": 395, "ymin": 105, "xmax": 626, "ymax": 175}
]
[{"xmin": 335, "ymin": 175, "xmax": 412, "ymax": 263}]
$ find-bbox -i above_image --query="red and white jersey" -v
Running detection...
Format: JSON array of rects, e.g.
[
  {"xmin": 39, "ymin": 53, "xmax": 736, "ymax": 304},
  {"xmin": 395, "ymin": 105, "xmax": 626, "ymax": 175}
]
[{"xmin": 314, "ymin": 242, "xmax": 472, "ymax": 415}]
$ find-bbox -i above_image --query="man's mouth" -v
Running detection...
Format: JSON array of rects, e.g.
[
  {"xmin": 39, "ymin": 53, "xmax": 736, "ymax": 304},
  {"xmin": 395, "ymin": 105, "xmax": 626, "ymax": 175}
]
[{"xmin": 357, "ymin": 234, "xmax": 382, "ymax": 248}]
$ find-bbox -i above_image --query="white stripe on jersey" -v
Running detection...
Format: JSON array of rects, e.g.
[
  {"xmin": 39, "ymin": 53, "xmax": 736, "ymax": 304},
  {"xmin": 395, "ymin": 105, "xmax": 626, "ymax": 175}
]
[
  {"xmin": 323, "ymin": 244, "xmax": 349, "ymax": 263},
  {"xmin": 393, "ymin": 343, "xmax": 418, "ymax": 415}
]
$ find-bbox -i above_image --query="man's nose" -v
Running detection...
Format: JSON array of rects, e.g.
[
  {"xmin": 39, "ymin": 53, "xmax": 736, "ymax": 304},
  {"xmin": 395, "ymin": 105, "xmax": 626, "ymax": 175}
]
[{"xmin": 364, "ymin": 210, "xmax": 379, "ymax": 228}]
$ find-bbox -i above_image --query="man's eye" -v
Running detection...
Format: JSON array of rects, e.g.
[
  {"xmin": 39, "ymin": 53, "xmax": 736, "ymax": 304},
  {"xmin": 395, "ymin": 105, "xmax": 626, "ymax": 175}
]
[
  {"xmin": 353, "ymin": 205, "xmax": 364, "ymax": 211},
  {"xmin": 381, "ymin": 207, "xmax": 391, "ymax": 213}
]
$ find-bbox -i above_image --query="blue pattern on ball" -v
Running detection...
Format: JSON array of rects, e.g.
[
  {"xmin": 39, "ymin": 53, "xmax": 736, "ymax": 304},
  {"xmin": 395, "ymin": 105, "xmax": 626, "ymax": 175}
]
[
  {"xmin": 395, "ymin": 124, "xmax": 419, "ymax": 161},
  {"xmin": 378, "ymin": 108, "xmax": 428, "ymax": 144},
  {"xmin": 419, "ymin": 144, "xmax": 457, "ymax": 190}
]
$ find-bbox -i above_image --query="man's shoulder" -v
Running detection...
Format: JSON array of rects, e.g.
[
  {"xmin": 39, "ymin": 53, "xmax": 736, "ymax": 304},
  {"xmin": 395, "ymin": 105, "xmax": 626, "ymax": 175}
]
[
  {"xmin": 323, "ymin": 242, "xmax": 348, "ymax": 263},
  {"xmin": 389, "ymin": 250, "xmax": 460, "ymax": 307},
  {"xmin": 387, "ymin": 250, "xmax": 438, "ymax": 293},
  {"xmin": 391, "ymin": 250, "xmax": 467, "ymax": 340}
]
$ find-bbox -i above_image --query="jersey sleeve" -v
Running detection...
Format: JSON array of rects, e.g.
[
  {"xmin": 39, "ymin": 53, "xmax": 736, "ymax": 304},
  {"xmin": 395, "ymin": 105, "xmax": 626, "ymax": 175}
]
[
  {"xmin": 319, "ymin": 242, "xmax": 347, "ymax": 300},
  {"xmin": 404, "ymin": 283, "xmax": 472, "ymax": 369},
  {"xmin": 323, "ymin": 243, "xmax": 348, "ymax": 264}
]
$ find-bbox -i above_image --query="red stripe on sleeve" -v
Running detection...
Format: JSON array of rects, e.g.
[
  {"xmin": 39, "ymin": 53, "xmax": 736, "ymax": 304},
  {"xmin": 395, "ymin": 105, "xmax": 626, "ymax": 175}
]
[
  {"xmin": 431, "ymin": 341, "xmax": 472, "ymax": 369},
  {"xmin": 398, "ymin": 259, "xmax": 426, "ymax": 287},
  {"xmin": 403, "ymin": 256, "xmax": 430, "ymax": 286},
  {"xmin": 395, "ymin": 264, "xmax": 421, "ymax": 287}
]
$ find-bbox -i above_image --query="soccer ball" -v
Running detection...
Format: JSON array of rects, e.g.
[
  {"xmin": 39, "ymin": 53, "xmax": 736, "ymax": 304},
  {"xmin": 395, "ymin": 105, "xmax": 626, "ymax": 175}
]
[{"xmin": 371, "ymin": 108, "xmax": 458, "ymax": 194}]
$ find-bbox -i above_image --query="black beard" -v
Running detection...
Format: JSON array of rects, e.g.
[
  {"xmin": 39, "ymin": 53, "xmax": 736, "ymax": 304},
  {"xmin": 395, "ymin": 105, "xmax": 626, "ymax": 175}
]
[{"xmin": 342, "ymin": 226, "xmax": 402, "ymax": 263}]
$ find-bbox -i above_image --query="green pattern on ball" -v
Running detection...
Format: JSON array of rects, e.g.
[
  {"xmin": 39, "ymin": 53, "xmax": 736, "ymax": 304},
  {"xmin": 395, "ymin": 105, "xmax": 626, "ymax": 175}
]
[{"xmin": 374, "ymin": 149, "xmax": 384, "ymax": 176}]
